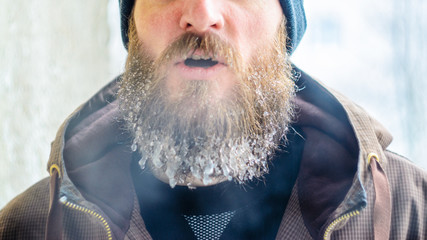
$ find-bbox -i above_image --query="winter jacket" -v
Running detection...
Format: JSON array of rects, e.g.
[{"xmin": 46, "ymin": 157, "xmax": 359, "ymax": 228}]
[{"xmin": 1, "ymin": 68, "xmax": 426, "ymax": 239}]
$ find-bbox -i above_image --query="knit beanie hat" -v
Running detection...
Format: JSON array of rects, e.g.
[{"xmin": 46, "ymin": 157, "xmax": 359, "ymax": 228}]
[{"xmin": 119, "ymin": 0, "xmax": 306, "ymax": 54}]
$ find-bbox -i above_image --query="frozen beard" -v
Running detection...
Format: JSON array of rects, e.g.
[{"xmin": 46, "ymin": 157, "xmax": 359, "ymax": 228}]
[{"xmin": 118, "ymin": 18, "xmax": 295, "ymax": 188}]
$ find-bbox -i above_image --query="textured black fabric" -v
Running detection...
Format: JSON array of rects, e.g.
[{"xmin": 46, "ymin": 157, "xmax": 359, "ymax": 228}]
[
  {"xmin": 184, "ymin": 211, "xmax": 235, "ymax": 240},
  {"xmin": 117, "ymin": 0, "xmax": 306, "ymax": 54}
]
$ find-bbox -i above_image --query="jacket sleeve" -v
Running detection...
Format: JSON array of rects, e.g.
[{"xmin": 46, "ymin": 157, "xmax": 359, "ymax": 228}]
[{"xmin": 0, "ymin": 177, "xmax": 50, "ymax": 240}]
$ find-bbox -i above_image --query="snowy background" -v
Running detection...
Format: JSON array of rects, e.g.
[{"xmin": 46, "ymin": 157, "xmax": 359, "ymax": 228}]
[{"xmin": 1, "ymin": 0, "xmax": 426, "ymax": 208}]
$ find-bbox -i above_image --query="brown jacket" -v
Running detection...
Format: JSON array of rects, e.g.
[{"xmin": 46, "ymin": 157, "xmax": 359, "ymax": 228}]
[{"xmin": 1, "ymin": 70, "xmax": 426, "ymax": 239}]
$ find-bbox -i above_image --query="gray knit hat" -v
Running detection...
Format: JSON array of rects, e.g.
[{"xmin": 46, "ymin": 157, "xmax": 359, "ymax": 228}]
[{"xmin": 118, "ymin": 0, "xmax": 306, "ymax": 54}]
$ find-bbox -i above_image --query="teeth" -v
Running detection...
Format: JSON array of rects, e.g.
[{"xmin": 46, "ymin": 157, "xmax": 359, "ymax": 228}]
[
  {"xmin": 192, "ymin": 55, "xmax": 201, "ymax": 60},
  {"xmin": 188, "ymin": 54, "xmax": 216, "ymax": 61}
]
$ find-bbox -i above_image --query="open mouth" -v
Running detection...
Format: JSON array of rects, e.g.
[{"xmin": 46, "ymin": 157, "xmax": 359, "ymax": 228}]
[
  {"xmin": 174, "ymin": 52, "xmax": 227, "ymax": 80},
  {"xmin": 184, "ymin": 55, "xmax": 219, "ymax": 69}
]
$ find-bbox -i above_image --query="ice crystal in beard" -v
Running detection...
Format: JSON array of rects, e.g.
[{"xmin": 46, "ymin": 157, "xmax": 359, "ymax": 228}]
[{"xmin": 118, "ymin": 20, "xmax": 295, "ymax": 188}]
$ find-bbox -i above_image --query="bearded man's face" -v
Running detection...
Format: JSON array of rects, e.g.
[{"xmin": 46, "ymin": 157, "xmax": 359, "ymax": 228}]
[{"xmin": 118, "ymin": 2, "xmax": 295, "ymax": 188}]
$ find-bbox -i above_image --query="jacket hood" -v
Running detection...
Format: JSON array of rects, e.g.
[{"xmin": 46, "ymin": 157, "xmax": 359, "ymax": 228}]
[
  {"xmin": 291, "ymin": 69, "xmax": 391, "ymax": 237},
  {"xmin": 47, "ymin": 68, "xmax": 393, "ymax": 238}
]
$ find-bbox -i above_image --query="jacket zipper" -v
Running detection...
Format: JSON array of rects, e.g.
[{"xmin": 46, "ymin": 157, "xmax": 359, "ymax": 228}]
[
  {"xmin": 61, "ymin": 198, "xmax": 113, "ymax": 240},
  {"xmin": 323, "ymin": 210, "xmax": 360, "ymax": 240}
]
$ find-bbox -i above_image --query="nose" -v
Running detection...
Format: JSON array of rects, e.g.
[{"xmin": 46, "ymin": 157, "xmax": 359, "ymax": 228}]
[{"xmin": 179, "ymin": 0, "xmax": 224, "ymax": 34}]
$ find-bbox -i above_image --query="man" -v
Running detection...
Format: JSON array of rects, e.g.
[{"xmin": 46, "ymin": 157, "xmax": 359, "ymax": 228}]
[{"xmin": 1, "ymin": 0, "xmax": 426, "ymax": 239}]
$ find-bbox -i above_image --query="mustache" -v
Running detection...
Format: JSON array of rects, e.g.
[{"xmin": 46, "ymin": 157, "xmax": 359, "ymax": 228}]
[{"xmin": 153, "ymin": 32, "xmax": 243, "ymax": 73}]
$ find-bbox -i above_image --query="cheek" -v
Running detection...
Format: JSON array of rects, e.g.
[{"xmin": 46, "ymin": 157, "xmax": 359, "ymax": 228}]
[
  {"xmin": 230, "ymin": 11, "xmax": 282, "ymax": 65},
  {"xmin": 136, "ymin": 11, "xmax": 181, "ymax": 59}
]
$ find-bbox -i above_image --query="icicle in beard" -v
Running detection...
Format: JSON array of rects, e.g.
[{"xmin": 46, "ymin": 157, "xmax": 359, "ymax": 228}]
[{"xmin": 118, "ymin": 15, "xmax": 296, "ymax": 188}]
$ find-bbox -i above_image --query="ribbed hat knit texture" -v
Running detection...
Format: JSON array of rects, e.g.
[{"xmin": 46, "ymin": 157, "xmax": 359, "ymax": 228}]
[{"xmin": 118, "ymin": 0, "xmax": 306, "ymax": 54}]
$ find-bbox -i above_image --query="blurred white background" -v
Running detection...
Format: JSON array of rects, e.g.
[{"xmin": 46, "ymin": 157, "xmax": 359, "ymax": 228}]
[
  {"xmin": 292, "ymin": 0, "xmax": 426, "ymax": 170},
  {"xmin": 1, "ymin": 0, "xmax": 425, "ymax": 208}
]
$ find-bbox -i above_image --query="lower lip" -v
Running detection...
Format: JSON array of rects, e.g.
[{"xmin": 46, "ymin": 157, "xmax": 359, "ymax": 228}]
[{"xmin": 173, "ymin": 62, "xmax": 227, "ymax": 80}]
